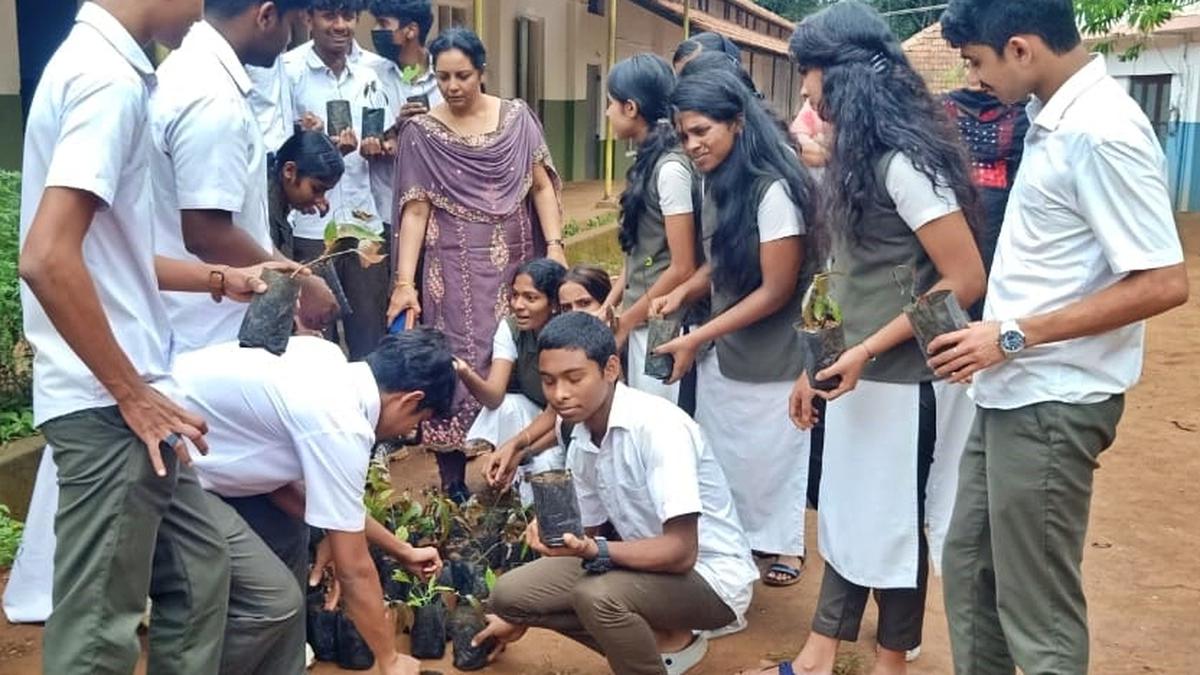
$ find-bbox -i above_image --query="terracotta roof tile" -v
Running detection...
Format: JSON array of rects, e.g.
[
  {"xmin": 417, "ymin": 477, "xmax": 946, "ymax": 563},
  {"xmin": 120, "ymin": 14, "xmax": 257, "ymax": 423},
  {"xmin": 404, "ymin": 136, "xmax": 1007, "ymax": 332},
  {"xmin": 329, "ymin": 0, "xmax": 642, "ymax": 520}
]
[
  {"xmin": 632, "ymin": 0, "xmax": 792, "ymax": 56},
  {"xmin": 901, "ymin": 22, "xmax": 965, "ymax": 94}
]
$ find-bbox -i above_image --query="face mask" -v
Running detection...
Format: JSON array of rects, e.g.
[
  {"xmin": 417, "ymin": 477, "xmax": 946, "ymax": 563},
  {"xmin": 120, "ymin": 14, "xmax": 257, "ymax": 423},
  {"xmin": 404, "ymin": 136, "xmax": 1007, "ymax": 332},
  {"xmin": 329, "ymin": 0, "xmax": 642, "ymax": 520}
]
[{"xmin": 371, "ymin": 28, "xmax": 400, "ymax": 63}]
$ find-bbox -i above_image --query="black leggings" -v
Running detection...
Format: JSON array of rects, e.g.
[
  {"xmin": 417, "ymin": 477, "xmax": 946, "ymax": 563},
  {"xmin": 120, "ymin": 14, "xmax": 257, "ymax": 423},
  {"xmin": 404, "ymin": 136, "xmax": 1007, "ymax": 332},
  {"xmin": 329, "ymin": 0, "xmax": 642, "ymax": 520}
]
[{"xmin": 811, "ymin": 381, "xmax": 937, "ymax": 651}]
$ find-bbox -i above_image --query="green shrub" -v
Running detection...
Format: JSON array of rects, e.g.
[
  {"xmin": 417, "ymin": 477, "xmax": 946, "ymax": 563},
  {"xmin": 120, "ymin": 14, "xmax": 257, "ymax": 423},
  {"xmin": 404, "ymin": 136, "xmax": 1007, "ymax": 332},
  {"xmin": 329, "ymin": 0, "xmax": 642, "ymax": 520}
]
[
  {"xmin": 0, "ymin": 171, "xmax": 31, "ymax": 414},
  {"xmin": 0, "ymin": 504, "xmax": 23, "ymax": 568}
]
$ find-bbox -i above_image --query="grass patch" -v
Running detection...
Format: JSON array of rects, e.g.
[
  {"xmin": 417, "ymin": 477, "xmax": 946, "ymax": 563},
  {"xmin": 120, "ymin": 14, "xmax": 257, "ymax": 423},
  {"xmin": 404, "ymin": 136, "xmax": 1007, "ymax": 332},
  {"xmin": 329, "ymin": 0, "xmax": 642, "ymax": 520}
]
[
  {"xmin": 562, "ymin": 211, "xmax": 617, "ymax": 240},
  {"xmin": 0, "ymin": 504, "xmax": 24, "ymax": 568},
  {"xmin": 0, "ymin": 171, "xmax": 33, "ymax": 429}
]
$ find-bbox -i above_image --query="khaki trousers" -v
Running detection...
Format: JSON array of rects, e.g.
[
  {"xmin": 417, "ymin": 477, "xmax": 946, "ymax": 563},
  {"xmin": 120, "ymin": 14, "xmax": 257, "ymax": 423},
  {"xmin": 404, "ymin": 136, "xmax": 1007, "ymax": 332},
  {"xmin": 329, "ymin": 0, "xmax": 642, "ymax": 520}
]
[{"xmin": 490, "ymin": 557, "xmax": 735, "ymax": 675}]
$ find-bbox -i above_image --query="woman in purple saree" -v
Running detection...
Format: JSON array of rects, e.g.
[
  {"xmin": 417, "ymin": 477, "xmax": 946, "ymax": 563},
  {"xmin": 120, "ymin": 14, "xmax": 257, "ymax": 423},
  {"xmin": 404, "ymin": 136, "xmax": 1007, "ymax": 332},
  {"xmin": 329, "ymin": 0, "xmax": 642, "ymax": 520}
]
[{"xmin": 388, "ymin": 28, "xmax": 566, "ymax": 498}]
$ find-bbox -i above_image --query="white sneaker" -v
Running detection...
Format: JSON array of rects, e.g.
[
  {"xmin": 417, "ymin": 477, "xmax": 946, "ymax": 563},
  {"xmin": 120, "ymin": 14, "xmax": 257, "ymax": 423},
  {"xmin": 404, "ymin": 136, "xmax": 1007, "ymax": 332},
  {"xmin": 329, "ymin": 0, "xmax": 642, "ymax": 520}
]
[
  {"xmin": 906, "ymin": 644, "xmax": 921, "ymax": 662},
  {"xmin": 699, "ymin": 615, "xmax": 748, "ymax": 640},
  {"xmin": 661, "ymin": 633, "xmax": 709, "ymax": 675},
  {"xmin": 305, "ymin": 644, "xmax": 315, "ymax": 668}
]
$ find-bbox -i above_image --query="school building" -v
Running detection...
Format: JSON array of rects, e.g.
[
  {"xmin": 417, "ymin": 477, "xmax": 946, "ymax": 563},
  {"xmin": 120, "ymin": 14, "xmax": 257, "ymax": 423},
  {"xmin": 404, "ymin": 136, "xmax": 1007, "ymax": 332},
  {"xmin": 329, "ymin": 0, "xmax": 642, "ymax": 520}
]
[
  {"xmin": 0, "ymin": 0, "xmax": 798, "ymax": 181},
  {"xmin": 905, "ymin": 7, "xmax": 1200, "ymax": 213}
]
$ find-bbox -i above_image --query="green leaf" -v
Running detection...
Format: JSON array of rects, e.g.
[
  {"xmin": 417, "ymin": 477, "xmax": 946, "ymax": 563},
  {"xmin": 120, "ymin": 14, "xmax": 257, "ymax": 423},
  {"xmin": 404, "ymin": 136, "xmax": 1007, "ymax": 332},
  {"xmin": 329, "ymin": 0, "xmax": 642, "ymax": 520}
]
[
  {"xmin": 484, "ymin": 567, "xmax": 498, "ymax": 592},
  {"xmin": 323, "ymin": 220, "xmax": 338, "ymax": 247},
  {"xmin": 394, "ymin": 525, "xmax": 409, "ymax": 542}
]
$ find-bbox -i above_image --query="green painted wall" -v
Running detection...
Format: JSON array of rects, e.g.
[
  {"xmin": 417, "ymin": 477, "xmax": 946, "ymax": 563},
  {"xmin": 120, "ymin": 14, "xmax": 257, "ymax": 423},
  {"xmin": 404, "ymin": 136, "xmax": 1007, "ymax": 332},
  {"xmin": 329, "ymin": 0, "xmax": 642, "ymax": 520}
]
[
  {"xmin": 0, "ymin": 94, "xmax": 21, "ymax": 170},
  {"xmin": 539, "ymin": 98, "xmax": 589, "ymax": 182}
]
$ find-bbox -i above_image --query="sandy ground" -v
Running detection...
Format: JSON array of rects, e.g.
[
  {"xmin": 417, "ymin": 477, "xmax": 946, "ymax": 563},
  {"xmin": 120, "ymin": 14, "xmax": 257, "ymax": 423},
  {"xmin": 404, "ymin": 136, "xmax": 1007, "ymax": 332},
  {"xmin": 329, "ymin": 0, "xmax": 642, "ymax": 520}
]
[{"xmin": 1, "ymin": 215, "xmax": 1197, "ymax": 674}]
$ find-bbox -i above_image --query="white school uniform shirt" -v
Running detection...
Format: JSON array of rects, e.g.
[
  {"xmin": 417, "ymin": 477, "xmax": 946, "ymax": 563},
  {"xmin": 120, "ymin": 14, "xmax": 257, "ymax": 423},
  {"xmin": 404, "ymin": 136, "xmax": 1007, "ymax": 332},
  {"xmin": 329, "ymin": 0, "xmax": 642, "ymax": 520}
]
[
  {"xmin": 284, "ymin": 41, "xmax": 387, "ymax": 237},
  {"xmin": 974, "ymin": 57, "xmax": 1185, "ymax": 410},
  {"xmin": 178, "ymin": 337, "xmax": 377, "ymax": 531},
  {"xmin": 18, "ymin": 3, "xmax": 175, "ymax": 425},
  {"xmin": 562, "ymin": 384, "xmax": 759, "ymax": 617},
  {"xmin": 150, "ymin": 21, "xmax": 274, "ymax": 353},
  {"xmin": 352, "ymin": 44, "xmax": 444, "ymax": 224},
  {"xmin": 247, "ymin": 56, "xmax": 297, "ymax": 153}
]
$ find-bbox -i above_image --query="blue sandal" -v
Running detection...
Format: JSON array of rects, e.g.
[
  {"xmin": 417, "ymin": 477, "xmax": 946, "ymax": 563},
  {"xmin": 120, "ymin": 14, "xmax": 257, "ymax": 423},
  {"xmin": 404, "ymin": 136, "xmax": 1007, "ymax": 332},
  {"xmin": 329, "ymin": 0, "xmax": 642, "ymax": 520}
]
[{"xmin": 763, "ymin": 561, "xmax": 804, "ymax": 587}]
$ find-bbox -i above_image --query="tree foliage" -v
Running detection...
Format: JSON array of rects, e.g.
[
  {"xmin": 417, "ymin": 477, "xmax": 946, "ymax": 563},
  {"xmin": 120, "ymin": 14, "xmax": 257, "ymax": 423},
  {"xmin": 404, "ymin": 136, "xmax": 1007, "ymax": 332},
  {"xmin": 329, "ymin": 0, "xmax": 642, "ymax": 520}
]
[
  {"xmin": 1075, "ymin": 0, "xmax": 1187, "ymax": 59},
  {"xmin": 752, "ymin": 0, "xmax": 941, "ymax": 39}
]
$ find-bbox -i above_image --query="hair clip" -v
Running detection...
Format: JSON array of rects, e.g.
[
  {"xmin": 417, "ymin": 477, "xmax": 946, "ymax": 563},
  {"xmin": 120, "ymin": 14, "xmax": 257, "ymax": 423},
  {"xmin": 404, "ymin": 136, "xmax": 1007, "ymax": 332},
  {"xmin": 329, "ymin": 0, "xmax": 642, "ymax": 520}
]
[{"xmin": 869, "ymin": 52, "xmax": 889, "ymax": 74}]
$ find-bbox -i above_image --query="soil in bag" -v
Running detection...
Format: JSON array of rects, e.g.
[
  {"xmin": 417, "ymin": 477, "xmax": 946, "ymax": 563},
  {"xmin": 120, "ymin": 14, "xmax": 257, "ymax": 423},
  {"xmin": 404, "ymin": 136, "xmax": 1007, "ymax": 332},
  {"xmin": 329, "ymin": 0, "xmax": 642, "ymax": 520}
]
[
  {"xmin": 313, "ymin": 260, "xmax": 352, "ymax": 318},
  {"xmin": 798, "ymin": 324, "xmax": 845, "ymax": 392},
  {"xmin": 450, "ymin": 604, "xmax": 494, "ymax": 672},
  {"xmin": 449, "ymin": 557, "xmax": 489, "ymax": 600},
  {"xmin": 327, "ymin": 100, "xmax": 353, "ymax": 137},
  {"xmin": 335, "ymin": 612, "xmax": 375, "ymax": 670},
  {"xmin": 306, "ymin": 588, "xmax": 338, "ymax": 662},
  {"xmin": 644, "ymin": 316, "xmax": 681, "ymax": 382},
  {"xmin": 362, "ymin": 107, "xmax": 386, "ymax": 140},
  {"xmin": 905, "ymin": 289, "xmax": 970, "ymax": 357},
  {"xmin": 410, "ymin": 600, "xmax": 448, "ymax": 659},
  {"xmin": 529, "ymin": 470, "xmax": 583, "ymax": 548},
  {"xmin": 238, "ymin": 268, "xmax": 300, "ymax": 355}
]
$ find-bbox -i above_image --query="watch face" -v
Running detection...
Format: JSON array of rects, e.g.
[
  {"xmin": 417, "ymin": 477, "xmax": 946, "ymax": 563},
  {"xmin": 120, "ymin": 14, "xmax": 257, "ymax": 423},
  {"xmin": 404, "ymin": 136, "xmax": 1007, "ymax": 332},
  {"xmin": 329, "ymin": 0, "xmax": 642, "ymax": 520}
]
[{"xmin": 1000, "ymin": 330, "xmax": 1025, "ymax": 353}]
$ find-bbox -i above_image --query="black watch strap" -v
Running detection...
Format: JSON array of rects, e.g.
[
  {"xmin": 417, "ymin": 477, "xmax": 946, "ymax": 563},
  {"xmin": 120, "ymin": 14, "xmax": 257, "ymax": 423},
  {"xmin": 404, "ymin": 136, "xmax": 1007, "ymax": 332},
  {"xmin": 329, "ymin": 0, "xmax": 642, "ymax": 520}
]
[{"xmin": 582, "ymin": 536, "xmax": 613, "ymax": 575}]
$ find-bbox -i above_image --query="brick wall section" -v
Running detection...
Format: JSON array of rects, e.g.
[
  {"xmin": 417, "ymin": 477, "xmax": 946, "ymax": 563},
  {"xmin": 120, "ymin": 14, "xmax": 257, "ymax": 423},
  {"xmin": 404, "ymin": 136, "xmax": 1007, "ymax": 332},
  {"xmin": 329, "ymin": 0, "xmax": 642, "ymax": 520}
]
[{"xmin": 902, "ymin": 22, "xmax": 965, "ymax": 94}]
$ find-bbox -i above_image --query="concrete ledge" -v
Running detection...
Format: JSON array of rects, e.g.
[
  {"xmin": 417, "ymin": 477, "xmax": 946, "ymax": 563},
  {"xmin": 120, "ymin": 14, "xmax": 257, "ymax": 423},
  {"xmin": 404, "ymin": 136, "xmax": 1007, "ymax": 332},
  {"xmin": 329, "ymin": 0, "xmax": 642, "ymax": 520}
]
[{"xmin": 0, "ymin": 434, "xmax": 45, "ymax": 521}]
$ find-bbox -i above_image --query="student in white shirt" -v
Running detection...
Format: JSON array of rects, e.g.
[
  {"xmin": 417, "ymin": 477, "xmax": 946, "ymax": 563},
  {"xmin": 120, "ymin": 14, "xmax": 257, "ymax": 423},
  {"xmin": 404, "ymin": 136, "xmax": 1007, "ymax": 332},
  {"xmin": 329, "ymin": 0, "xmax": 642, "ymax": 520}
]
[
  {"xmin": 934, "ymin": 2, "xmax": 1189, "ymax": 674},
  {"xmin": 17, "ymin": 1, "xmax": 294, "ymax": 671},
  {"xmin": 151, "ymin": 0, "xmax": 337, "ymax": 353},
  {"xmin": 653, "ymin": 70, "xmax": 815, "ymax": 591},
  {"xmin": 284, "ymin": 0, "xmax": 393, "ymax": 359},
  {"xmin": 475, "ymin": 313, "xmax": 759, "ymax": 675},
  {"xmin": 456, "ymin": 259, "xmax": 568, "ymax": 503},
  {"xmin": 604, "ymin": 55, "xmax": 697, "ymax": 406},
  {"xmin": 174, "ymin": 330, "xmax": 455, "ymax": 675},
  {"xmin": 782, "ymin": 6, "xmax": 986, "ymax": 674},
  {"xmin": 361, "ymin": 0, "xmax": 444, "ymax": 224}
]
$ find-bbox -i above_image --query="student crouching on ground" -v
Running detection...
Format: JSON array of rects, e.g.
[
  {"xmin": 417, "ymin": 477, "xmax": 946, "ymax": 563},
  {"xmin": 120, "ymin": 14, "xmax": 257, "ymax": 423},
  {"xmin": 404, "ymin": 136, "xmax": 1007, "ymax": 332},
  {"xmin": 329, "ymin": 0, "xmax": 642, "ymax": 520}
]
[
  {"xmin": 174, "ymin": 330, "xmax": 454, "ymax": 674},
  {"xmin": 474, "ymin": 312, "xmax": 759, "ymax": 675}
]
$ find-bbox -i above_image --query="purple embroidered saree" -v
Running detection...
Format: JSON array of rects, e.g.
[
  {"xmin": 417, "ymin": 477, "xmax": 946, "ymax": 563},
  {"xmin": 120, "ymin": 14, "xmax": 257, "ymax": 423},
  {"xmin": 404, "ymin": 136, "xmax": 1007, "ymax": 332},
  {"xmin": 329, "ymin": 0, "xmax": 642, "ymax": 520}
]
[{"xmin": 394, "ymin": 99, "xmax": 560, "ymax": 447}]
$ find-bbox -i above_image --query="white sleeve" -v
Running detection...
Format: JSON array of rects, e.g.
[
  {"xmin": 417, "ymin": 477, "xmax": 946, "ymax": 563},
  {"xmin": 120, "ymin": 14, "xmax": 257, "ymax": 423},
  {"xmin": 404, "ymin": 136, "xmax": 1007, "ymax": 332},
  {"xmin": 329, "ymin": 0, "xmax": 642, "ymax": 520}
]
[
  {"xmin": 161, "ymin": 94, "xmax": 256, "ymax": 212},
  {"xmin": 1078, "ymin": 141, "xmax": 1185, "ymax": 274},
  {"xmin": 492, "ymin": 321, "xmax": 518, "ymax": 362},
  {"xmin": 885, "ymin": 153, "xmax": 960, "ymax": 232},
  {"xmin": 656, "ymin": 160, "xmax": 694, "ymax": 217},
  {"xmin": 44, "ymin": 75, "xmax": 142, "ymax": 207},
  {"xmin": 756, "ymin": 180, "xmax": 806, "ymax": 243},
  {"xmin": 294, "ymin": 429, "xmax": 371, "ymax": 531},
  {"xmin": 640, "ymin": 423, "xmax": 704, "ymax": 525}
]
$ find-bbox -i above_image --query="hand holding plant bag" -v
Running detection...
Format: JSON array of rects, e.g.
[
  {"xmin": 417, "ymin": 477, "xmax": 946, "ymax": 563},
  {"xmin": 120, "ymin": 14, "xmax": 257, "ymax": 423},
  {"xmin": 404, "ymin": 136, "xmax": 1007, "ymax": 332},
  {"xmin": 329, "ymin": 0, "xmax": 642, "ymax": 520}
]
[
  {"xmin": 795, "ymin": 272, "xmax": 846, "ymax": 392},
  {"xmin": 238, "ymin": 217, "xmax": 386, "ymax": 355}
]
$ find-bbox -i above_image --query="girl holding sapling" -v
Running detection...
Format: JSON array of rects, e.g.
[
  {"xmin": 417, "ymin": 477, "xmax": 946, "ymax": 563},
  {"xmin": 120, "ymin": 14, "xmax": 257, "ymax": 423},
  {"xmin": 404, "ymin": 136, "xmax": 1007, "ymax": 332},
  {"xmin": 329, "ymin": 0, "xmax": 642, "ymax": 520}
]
[
  {"xmin": 604, "ymin": 54, "xmax": 697, "ymax": 404},
  {"xmin": 456, "ymin": 258, "xmax": 567, "ymax": 502},
  {"xmin": 267, "ymin": 130, "xmax": 346, "ymax": 260},
  {"xmin": 651, "ymin": 69, "xmax": 816, "ymax": 590},
  {"xmin": 761, "ymin": 3, "xmax": 986, "ymax": 674}
]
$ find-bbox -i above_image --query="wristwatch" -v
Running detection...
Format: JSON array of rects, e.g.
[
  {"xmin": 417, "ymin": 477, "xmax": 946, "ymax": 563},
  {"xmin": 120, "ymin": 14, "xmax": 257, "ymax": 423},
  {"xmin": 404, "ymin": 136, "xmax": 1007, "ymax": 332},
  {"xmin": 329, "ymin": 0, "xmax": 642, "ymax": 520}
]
[
  {"xmin": 582, "ymin": 536, "xmax": 613, "ymax": 575},
  {"xmin": 999, "ymin": 320, "xmax": 1026, "ymax": 357}
]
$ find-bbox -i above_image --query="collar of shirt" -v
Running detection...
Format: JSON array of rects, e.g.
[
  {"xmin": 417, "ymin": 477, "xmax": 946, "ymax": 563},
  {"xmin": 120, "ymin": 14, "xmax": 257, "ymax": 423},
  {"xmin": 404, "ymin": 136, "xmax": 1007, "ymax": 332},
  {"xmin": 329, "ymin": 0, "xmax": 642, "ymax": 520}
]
[
  {"xmin": 570, "ymin": 383, "xmax": 637, "ymax": 454},
  {"xmin": 1028, "ymin": 54, "xmax": 1107, "ymax": 133},
  {"xmin": 347, "ymin": 362, "xmax": 382, "ymax": 431},
  {"xmin": 304, "ymin": 40, "xmax": 362, "ymax": 82},
  {"xmin": 186, "ymin": 20, "xmax": 253, "ymax": 96},
  {"xmin": 76, "ymin": 2, "xmax": 155, "ymax": 82}
]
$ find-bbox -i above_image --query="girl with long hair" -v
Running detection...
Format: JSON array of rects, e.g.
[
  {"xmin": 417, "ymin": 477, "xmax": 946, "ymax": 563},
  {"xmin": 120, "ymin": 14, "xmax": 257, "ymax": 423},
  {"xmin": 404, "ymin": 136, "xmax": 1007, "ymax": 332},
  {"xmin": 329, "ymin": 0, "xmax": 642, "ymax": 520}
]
[
  {"xmin": 767, "ymin": 3, "xmax": 986, "ymax": 674},
  {"xmin": 654, "ymin": 69, "xmax": 816, "ymax": 591},
  {"xmin": 605, "ymin": 54, "xmax": 697, "ymax": 403}
]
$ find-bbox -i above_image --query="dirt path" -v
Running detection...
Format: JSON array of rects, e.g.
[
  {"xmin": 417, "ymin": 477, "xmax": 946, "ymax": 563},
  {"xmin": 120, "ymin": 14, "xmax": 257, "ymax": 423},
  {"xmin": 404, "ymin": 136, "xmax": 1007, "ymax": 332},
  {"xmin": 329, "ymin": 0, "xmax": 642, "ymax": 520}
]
[{"xmin": 2, "ymin": 218, "xmax": 1198, "ymax": 674}]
